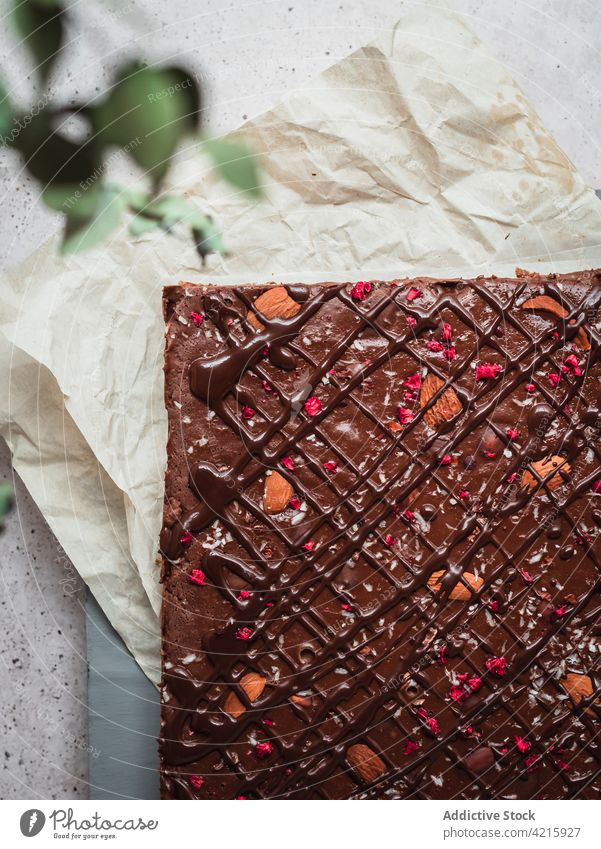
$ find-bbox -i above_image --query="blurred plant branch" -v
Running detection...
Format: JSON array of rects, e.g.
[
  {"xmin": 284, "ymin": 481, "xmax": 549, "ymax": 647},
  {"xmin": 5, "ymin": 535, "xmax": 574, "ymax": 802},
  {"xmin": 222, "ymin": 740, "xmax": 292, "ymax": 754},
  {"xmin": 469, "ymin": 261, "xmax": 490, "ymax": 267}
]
[{"xmin": 1, "ymin": 0, "xmax": 262, "ymax": 260}]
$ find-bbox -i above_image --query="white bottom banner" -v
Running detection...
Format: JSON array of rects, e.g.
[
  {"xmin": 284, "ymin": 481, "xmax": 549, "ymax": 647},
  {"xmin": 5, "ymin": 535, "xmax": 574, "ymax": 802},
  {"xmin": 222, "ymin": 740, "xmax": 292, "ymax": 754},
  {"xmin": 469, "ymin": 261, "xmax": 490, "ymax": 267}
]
[{"xmin": 0, "ymin": 799, "xmax": 599, "ymax": 848}]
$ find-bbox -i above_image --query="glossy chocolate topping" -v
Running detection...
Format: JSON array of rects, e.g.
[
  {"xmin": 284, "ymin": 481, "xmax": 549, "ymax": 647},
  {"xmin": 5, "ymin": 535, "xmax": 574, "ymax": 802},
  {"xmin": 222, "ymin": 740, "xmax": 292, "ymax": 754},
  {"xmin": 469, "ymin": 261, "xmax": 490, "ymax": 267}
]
[{"xmin": 159, "ymin": 272, "xmax": 600, "ymax": 799}]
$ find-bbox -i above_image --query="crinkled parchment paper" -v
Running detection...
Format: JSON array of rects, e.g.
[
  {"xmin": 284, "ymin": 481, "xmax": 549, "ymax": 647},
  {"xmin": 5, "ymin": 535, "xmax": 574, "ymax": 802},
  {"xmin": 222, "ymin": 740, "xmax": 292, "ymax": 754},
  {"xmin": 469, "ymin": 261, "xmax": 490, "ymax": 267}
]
[{"xmin": 1, "ymin": 5, "xmax": 600, "ymax": 681}]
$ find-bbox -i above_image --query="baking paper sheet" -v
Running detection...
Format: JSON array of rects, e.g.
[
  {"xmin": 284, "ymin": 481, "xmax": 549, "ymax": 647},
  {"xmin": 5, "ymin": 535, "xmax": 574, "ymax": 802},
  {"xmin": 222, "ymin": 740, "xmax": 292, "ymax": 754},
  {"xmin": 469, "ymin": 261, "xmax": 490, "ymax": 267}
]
[{"xmin": 1, "ymin": 3, "xmax": 601, "ymax": 682}]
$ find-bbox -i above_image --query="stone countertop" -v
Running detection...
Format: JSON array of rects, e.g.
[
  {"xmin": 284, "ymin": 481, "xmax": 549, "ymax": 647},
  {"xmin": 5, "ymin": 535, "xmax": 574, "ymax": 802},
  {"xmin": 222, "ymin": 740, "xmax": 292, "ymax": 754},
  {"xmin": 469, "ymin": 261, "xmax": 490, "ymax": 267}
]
[{"xmin": 0, "ymin": 0, "xmax": 599, "ymax": 799}]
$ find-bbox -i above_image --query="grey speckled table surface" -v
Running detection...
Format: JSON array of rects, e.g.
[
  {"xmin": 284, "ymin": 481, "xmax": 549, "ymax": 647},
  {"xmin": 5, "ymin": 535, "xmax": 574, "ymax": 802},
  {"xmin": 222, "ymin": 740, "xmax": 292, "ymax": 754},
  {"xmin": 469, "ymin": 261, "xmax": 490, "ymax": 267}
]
[{"xmin": 1, "ymin": 0, "xmax": 601, "ymax": 800}]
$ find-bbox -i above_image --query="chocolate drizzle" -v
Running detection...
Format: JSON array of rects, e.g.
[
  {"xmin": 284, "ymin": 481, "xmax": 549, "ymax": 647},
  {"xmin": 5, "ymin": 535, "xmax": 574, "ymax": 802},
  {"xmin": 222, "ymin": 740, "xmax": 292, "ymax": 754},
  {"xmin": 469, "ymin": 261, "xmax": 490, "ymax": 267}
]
[{"xmin": 160, "ymin": 273, "xmax": 601, "ymax": 799}]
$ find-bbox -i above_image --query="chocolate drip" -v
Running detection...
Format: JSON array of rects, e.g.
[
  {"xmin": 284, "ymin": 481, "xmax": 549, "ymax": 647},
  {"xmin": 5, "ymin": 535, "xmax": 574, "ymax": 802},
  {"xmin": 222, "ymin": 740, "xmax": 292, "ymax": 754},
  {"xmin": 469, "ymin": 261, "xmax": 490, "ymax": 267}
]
[{"xmin": 160, "ymin": 273, "xmax": 601, "ymax": 800}]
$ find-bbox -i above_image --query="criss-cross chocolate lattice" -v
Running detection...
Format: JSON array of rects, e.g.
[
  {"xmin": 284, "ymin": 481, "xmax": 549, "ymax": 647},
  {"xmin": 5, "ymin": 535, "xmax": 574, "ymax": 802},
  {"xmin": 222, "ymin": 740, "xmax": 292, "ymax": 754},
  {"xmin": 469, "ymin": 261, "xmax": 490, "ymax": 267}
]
[{"xmin": 160, "ymin": 273, "xmax": 600, "ymax": 800}]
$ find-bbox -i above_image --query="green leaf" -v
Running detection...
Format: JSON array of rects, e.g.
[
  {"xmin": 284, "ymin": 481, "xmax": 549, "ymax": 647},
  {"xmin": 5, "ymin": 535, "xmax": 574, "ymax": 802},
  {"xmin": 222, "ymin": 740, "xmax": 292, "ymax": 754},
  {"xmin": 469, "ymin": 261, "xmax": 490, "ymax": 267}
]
[
  {"xmin": 61, "ymin": 186, "xmax": 124, "ymax": 254},
  {"xmin": 11, "ymin": 0, "xmax": 65, "ymax": 84},
  {"xmin": 93, "ymin": 62, "xmax": 201, "ymax": 184},
  {"xmin": 11, "ymin": 109, "xmax": 101, "ymax": 198},
  {"xmin": 0, "ymin": 80, "xmax": 13, "ymax": 143},
  {"xmin": 42, "ymin": 182, "xmax": 102, "ymax": 218},
  {"xmin": 0, "ymin": 483, "xmax": 13, "ymax": 519},
  {"xmin": 191, "ymin": 213, "xmax": 226, "ymax": 263},
  {"xmin": 129, "ymin": 213, "xmax": 160, "ymax": 237},
  {"xmin": 203, "ymin": 137, "xmax": 262, "ymax": 197},
  {"xmin": 123, "ymin": 188, "xmax": 151, "ymax": 213}
]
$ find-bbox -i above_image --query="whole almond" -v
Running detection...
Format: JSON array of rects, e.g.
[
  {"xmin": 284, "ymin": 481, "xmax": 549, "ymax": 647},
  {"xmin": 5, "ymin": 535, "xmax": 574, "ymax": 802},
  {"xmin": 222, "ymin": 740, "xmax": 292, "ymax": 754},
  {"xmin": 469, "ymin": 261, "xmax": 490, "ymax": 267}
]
[
  {"xmin": 224, "ymin": 672, "xmax": 267, "ymax": 718},
  {"xmin": 521, "ymin": 456, "xmax": 570, "ymax": 493},
  {"xmin": 248, "ymin": 286, "xmax": 301, "ymax": 330},
  {"xmin": 520, "ymin": 295, "xmax": 589, "ymax": 351},
  {"xmin": 346, "ymin": 743, "xmax": 387, "ymax": 783},
  {"xmin": 289, "ymin": 694, "xmax": 313, "ymax": 709},
  {"xmin": 450, "ymin": 572, "xmax": 484, "ymax": 601},
  {"xmin": 561, "ymin": 672, "xmax": 598, "ymax": 717},
  {"xmin": 419, "ymin": 373, "xmax": 462, "ymax": 428},
  {"xmin": 521, "ymin": 295, "xmax": 568, "ymax": 318},
  {"xmin": 427, "ymin": 570, "xmax": 483, "ymax": 600},
  {"xmin": 263, "ymin": 471, "xmax": 294, "ymax": 514},
  {"xmin": 427, "ymin": 570, "xmax": 445, "ymax": 592}
]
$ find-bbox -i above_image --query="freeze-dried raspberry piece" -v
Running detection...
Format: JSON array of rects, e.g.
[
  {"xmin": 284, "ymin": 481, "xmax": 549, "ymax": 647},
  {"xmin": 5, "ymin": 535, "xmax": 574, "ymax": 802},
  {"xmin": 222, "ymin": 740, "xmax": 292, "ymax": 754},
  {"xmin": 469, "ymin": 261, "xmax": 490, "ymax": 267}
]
[
  {"xmin": 350, "ymin": 281, "xmax": 372, "ymax": 301},
  {"xmin": 188, "ymin": 569, "xmax": 206, "ymax": 586},
  {"xmin": 475, "ymin": 363, "xmax": 502, "ymax": 380},
  {"xmin": 304, "ymin": 396, "xmax": 322, "ymax": 416}
]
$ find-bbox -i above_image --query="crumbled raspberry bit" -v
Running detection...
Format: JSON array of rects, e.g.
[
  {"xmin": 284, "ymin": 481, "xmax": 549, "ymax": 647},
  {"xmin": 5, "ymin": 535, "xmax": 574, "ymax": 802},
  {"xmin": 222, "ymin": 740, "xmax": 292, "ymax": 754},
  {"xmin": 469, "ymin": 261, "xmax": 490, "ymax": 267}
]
[
  {"xmin": 350, "ymin": 281, "xmax": 372, "ymax": 301},
  {"xmin": 440, "ymin": 454, "xmax": 452, "ymax": 466},
  {"xmin": 406, "ymin": 287, "xmax": 422, "ymax": 301},
  {"xmin": 255, "ymin": 741, "xmax": 273, "ymax": 759},
  {"xmin": 556, "ymin": 759, "xmax": 570, "ymax": 771},
  {"xmin": 519, "ymin": 567, "xmax": 534, "ymax": 584},
  {"xmin": 261, "ymin": 379, "xmax": 273, "ymax": 393},
  {"xmin": 488, "ymin": 600, "xmax": 500, "ymax": 613},
  {"xmin": 553, "ymin": 605, "xmax": 568, "ymax": 618},
  {"xmin": 398, "ymin": 407, "xmax": 413, "ymax": 425},
  {"xmin": 302, "ymin": 539, "xmax": 315, "ymax": 551},
  {"xmin": 289, "ymin": 496, "xmax": 301, "ymax": 510},
  {"xmin": 323, "ymin": 460, "xmax": 338, "ymax": 473},
  {"xmin": 402, "ymin": 509, "xmax": 415, "ymax": 522},
  {"xmin": 262, "ymin": 717, "xmax": 274, "ymax": 727},
  {"xmin": 235, "ymin": 794, "xmax": 248, "ymax": 800},
  {"xmin": 592, "ymin": 480, "xmax": 601, "ymax": 493},
  {"xmin": 563, "ymin": 354, "xmax": 582, "ymax": 376},
  {"xmin": 443, "ymin": 345, "xmax": 456, "ymax": 361},
  {"xmin": 548, "ymin": 372, "xmax": 561, "ymax": 387},
  {"xmin": 442, "ymin": 322, "xmax": 453, "ymax": 341},
  {"xmin": 524, "ymin": 754, "xmax": 539, "ymax": 772},
  {"xmin": 304, "ymin": 396, "xmax": 322, "ymax": 416},
  {"xmin": 238, "ymin": 590, "xmax": 251, "ymax": 600},
  {"xmin": 458, "ymin": 490, "xmax": 470, "ymax": 499},
  {"xmin": 485, "ymin": 656, "xmax": 508, "ymax": 676},
  {"xmin": 525, "ymin": 383, "xmax": 536, "ymax": 393},
  {"xmin": 475, "ymin": 363, "xmax": 502, "ymax": 380},
  {"xmin": 190, "ymin": 311, "xmax": 204, "ymax": 327},
  {"xmin": 235, "ymin": 627, "xmax": 253, "ymax": 641},
  {"xmin": 449, "ymin": 685, "xmax": 465, "ymax": 702},
  {"xmin": 188, "ymin": 569, "xmax": 206, "ymax": 586},
  {"xmin": 340, "ymin": 602, "xmax": 353, "ymax": 612},
  {"xmin": 427, "ymin": 339, "xmax": 444, "ymax": 352},
  {"xmin": 403, "ymin": 373, "xmax": 422, "ymax": 391},
  {"xmin": 261, "ymin": 346, "xmax": 269, "ymax": 358},
  {"xmin": 484, "ymin": 451, "xmax": 497, "ymax": 459},
  {"xmin": 404, "ymin": 739, "xmax": 420, "ymax": 755},
  {"xmin": 406, "ymin": 316, "xmax": 417, "ymax": 328},
  {"xmin": 514, "ymin": 736, "xmax": 531, "ymax": 753},
  {"xmin": 450, "ymin": 674, "xmax": 482, "ymax": 702},
  {"xmin": 437, "ymin": 644, "xmax": 448, "ymax": 664},
  {"xmin": 384, "ymin": 533, "xmax": 397, "ymax": 546},
  {"xmin": 506, "ymin": 472, "xmax": 518, "ymax": 483},
  {"xmin": 189, "ymin": 775, "xmax": 204, "ymax": 788},
  {"xmin": 180, "ymin": 531, "xmax": 193, "ymax": 546},
  {"xmin": 281, "ymin": 455, "xmax": 294, "ymax": 470},
  {"xmin": 506, "ymin": 428, "xmax": 519, "ymax": 440},
  {"xmin": 426, "ymin": 716, "xmax": 440, "ymax": 734},
  {"xmin": 241, "ymin": 405, "xmax": 255, "ymax": 420},
  {"xmin": 575, "ymin": 531, "xmax": 591, "ymax": 545}
]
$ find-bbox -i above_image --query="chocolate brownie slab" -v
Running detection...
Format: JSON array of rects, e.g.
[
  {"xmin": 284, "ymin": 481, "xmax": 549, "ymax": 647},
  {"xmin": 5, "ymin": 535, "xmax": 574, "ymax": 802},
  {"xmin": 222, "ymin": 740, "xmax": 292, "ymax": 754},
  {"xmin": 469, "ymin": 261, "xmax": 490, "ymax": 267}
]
[{"xmin": 159, "ymin": 272, "xmax": 600, "ymax": 799}]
